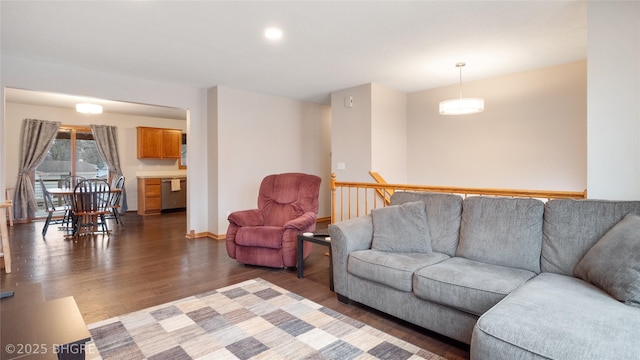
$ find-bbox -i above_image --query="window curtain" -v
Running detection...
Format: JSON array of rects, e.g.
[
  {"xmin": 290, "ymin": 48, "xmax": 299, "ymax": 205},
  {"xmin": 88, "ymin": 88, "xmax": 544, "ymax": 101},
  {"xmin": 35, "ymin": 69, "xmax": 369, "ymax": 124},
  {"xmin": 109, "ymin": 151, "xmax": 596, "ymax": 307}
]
[
  {"xmin": 14, "ymin": 119, "xmax": 61, "ymax": 220},
  {"xmin": 90, "ymin": 125, "xmax": 127, "ymax": 212}
]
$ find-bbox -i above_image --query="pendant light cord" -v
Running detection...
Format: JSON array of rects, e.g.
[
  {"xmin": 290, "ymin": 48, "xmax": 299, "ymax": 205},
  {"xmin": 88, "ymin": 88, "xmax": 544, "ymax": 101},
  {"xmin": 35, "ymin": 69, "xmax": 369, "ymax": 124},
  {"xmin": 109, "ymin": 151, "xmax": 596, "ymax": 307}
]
[{"xmin": 457, "ymin": 62, "xmax": 465, "ymax": 100}]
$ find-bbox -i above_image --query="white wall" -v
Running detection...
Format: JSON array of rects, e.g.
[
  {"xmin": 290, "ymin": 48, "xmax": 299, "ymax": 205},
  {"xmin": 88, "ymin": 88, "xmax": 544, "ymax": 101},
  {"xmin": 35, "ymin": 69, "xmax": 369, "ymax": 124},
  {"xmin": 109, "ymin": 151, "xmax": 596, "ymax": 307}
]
[
  {"xmin": 4, "ymin": 102, "xmax": 186, "ymax": 211},
  {"xmin": 372, "ymin": 84, "xmax": 407, "ymax": 184},
  {"xmin": 0, "ymin": 55, "xmax": 208, "ymax": 234},
  {"xmin": 407, "ymin": 61, "xmax": 587, "ymax": 191},
  {"xmin": 331, "ymin": 84, "xmax": 373, "ymax": 182},
  {"xmin": 330, "ymin": 83, "xmax": 407, "ymax": 220},
  {"xmin": 587, "ymin": 1, "xmax": 640, "ymax": 200},
  {"xmin": 207, "ymin": 87, "xmax": 220, "ymax": 237},
  {"xmin": 331, "ymin": 64, "xmax": 586, "ymax": 192},
  {"xmin": 212, "ymin": 86, "xmax": 331, "ymax": 235}
]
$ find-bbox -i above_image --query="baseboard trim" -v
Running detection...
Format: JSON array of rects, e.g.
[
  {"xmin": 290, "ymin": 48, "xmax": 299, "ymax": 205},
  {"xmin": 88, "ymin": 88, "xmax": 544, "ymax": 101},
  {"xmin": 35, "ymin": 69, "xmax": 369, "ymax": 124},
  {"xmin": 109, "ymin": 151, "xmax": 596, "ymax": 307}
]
[
  {"xmin": 208, "ymin": 232, "xmax": 225, "ymax": 240},
  {"xmin": 185, "ymin": 230, "xmax": 225, "ymax": 240}
]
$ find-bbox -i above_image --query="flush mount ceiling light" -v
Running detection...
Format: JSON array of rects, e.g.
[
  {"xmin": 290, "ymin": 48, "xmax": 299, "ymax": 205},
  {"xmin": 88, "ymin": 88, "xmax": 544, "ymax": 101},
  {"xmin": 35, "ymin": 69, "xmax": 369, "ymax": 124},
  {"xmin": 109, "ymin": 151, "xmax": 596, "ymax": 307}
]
[
  {"xmin": 76, "ymin": 103, "xmax": 103, "ymax": 114},
  {"xmin": 264, "ymin": 27, "xmax": 283, "ymax": 41},
  {"xmin": 439, "ymin": 62, "xmax": 484, "ymax": 115}
]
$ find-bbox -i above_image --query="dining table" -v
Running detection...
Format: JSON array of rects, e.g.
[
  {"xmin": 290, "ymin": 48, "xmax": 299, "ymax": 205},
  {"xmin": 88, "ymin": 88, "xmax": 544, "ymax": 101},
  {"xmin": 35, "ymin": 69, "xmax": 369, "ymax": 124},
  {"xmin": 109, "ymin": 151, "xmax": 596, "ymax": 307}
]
[
  {"xmin": 47, "ymin": 187, "xmax": 121, "ymax": 236},
  {"xmin": 47, "ymin": 187, "xmax": 121, "ymax": 197}
]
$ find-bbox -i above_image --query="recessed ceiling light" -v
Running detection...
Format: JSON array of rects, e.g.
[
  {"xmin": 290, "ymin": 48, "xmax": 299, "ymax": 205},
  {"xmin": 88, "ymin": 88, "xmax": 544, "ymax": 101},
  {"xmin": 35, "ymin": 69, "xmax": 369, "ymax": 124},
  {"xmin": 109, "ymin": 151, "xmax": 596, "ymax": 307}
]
[{"xmin": 264, "ymin": 27, "xmax": 283, "ymax": 41}]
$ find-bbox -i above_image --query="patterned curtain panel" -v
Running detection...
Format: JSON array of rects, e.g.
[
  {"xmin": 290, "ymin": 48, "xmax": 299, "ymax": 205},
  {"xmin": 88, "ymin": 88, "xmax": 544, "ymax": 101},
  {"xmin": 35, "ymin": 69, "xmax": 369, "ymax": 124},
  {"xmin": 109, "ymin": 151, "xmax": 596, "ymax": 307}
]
[
  {"xmin": 14, "ymin": 119, "xmax": 61, "ymax": 220},
  {"xmin": 90, "ymin": 125, "xmax": 127, "ymax": 212}
]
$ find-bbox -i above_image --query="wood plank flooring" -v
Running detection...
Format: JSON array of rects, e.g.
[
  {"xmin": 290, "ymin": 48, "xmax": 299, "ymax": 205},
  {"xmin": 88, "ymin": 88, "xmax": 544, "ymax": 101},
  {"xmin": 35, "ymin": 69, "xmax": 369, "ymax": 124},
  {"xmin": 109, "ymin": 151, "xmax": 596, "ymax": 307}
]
[{"xmin": 0, "ymin": 212, "xmax": 469, "ymax": 360}]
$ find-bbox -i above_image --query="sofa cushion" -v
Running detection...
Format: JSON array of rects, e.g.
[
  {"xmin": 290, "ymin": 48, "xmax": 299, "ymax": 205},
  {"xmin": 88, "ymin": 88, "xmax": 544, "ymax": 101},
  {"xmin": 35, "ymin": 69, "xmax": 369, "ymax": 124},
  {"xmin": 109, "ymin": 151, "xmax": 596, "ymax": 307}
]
[
  {"xmin": 457, "ymin": 197, "xmax": 544, "ymax": 273},
  {"xmin": 371, "ymin": 201, "xmax": 432, "ymax": 253},
  {"xmin": 574, "ymin": 213, "xmax": 640, "ymax": 307},
  {"xmin": 542, "ymin": 199, "xmax": 640, "ymax": 276},
  {"xmin": 413, "ymin": 257, "xmax": 535, "ymax": 316},
  {"xmin": 235, "ymin": 226, "xmax": 283, "ymax": 248},
  {"xmin": 391, "ymin": 191, "xmax": 463, "ymax": 256},
  {"xmin": 472, "ymin": 272, "xmax": 640, "ymax": 360},
  {"xmin": 348, "ymin": 250, "xmax": 449, "ymax": 292}
]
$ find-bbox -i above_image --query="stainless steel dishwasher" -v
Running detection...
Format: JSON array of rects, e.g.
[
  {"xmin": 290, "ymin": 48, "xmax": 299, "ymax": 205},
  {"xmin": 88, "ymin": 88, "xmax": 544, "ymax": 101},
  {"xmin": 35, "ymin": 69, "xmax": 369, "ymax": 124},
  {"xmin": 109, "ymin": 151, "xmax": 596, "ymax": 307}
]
[{"xmin": 161, "ymin": 178, "xmax": 186, "ymax": 210}]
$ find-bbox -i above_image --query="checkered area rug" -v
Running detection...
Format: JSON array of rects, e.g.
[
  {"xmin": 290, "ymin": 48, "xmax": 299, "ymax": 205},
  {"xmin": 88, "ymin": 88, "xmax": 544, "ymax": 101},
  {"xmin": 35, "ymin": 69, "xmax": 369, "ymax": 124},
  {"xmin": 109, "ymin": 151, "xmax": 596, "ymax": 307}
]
[{"xmin": 86, "ymin": 278, "xmax": 445, "ymax": 360}]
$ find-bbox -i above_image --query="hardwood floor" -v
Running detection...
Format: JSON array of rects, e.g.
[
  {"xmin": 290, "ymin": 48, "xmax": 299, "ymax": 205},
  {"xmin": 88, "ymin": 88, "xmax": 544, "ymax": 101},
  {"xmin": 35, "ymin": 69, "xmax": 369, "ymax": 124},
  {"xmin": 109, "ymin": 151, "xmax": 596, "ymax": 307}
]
[{"xmin": 0, "ymin": 212, "xmax": 469, "ymax": 360}]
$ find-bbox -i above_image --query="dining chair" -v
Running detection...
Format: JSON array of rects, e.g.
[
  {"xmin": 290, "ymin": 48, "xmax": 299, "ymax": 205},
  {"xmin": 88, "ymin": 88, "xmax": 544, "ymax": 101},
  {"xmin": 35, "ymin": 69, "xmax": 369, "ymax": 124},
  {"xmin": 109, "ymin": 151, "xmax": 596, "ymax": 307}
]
[
  {"xmin": 39, "ymin": 178, "xmax": 69, "ymax": 236},
  {"xmin": 108, "ymin": 175, "xmax": 125, "ymax": 226},
  {"xmin": 58, "ymin": 176, "xmax": 86, "ymax": 189},
  {"xmin": 58, "ymin": 176, "xmax": 86, "ymax": 228},
  {"xmin": 71, "ymin": 179, "xmax": 112, "ymax": 236}
]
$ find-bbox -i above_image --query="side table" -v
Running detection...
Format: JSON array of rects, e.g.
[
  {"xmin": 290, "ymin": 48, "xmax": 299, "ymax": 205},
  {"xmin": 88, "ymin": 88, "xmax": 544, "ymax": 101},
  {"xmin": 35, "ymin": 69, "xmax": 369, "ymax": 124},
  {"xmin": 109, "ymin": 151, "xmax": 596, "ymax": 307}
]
[
  {"xmin": 297, "ymin": 233, "xmax": 334, "ymax": 291},
  {"xmin": 1, "ymin": 283, "xmax": 91, "ymax": 360}
]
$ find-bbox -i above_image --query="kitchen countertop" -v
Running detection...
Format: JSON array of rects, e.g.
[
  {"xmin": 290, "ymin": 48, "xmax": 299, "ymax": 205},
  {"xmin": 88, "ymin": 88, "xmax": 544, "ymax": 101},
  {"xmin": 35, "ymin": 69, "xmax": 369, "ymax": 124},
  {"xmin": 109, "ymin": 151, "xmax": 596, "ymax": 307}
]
[{"xmin": 136, "ymin": 171, "xmax": 186, "ymax": 179}]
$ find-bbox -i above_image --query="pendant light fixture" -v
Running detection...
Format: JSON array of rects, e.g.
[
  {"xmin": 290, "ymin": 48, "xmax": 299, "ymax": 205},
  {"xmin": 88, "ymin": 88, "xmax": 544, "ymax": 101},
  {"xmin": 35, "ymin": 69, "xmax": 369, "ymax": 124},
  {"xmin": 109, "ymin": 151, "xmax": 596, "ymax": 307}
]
[
  {"xmin": 76, "ymin": 103, "xmax": 103, "ymax": 114},
  {"xmin": 439, "ymin": 62, "xmax": 484, "ymax": 115}
]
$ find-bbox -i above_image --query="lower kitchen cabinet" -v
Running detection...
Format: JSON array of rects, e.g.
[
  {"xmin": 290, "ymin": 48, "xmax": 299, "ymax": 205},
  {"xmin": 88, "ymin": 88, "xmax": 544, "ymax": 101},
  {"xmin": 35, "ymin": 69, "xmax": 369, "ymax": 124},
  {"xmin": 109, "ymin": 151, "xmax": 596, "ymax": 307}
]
[{"xmin": 137, "ymin": 178, "xmax": 162, "ymax": 215}]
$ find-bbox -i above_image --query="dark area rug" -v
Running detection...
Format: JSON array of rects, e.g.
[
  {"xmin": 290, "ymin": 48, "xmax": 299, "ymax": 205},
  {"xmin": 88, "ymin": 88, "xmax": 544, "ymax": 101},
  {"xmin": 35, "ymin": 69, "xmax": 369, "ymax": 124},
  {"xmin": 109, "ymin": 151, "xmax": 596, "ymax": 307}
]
[{"xmin": 86, "ymin": 278, "xmax": 445, "ymax": 360}]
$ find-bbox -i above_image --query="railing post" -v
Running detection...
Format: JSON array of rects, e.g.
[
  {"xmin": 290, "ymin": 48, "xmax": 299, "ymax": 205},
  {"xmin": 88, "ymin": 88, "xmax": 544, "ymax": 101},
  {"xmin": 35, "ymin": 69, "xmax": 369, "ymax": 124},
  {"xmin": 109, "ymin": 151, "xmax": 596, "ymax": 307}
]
[{"xmin": 330, "ymin": 173, "xmax": 337, "ymax": 224}]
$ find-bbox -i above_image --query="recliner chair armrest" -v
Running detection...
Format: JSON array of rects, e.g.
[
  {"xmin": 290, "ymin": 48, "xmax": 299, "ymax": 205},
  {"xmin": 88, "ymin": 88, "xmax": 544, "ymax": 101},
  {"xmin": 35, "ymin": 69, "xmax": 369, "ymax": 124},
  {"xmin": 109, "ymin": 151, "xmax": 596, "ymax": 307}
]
[
  {"xmin": 283, "ymin": 211, "xmax": 317, "ymax": 231},
  {"xmin": 228, "ymin": 209, "xmax": 264, "ymax": 227}
]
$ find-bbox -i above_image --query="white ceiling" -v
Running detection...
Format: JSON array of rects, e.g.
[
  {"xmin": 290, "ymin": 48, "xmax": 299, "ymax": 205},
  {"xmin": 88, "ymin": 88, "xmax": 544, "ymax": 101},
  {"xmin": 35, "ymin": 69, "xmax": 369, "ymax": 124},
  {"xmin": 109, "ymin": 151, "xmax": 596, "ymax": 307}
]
[
  {"xmin": 1, "ymin": 1, "xmax": 587, "ymax": 115},
  {"xmin": 5, "ymin": 87, "xmax": 188, "ymax": 120}
]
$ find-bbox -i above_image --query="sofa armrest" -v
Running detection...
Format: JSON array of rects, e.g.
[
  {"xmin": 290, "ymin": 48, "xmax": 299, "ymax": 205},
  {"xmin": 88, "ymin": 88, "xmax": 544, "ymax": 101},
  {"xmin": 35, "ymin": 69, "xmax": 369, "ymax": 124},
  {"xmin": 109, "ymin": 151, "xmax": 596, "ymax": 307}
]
[
  {"xmin": 280, "ymin": 212, "xmax": 318, "ymax": 268},
  {"xmin": 283, "ymin": 211, "xmax": 317, "ymax": 231},
  {"xmin": 227, "ymin": 209, "xmax": 264, "ymax": 227},
  {"xmin": 329, "ymin": 215, "xmax": 374, "ymax": 296}
]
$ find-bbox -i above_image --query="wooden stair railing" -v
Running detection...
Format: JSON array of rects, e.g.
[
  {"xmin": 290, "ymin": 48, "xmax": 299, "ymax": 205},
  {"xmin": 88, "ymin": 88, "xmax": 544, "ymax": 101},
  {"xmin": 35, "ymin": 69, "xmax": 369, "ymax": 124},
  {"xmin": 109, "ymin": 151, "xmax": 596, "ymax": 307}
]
[
  {"xmin": 330, "ymin": 173, "xmax": 587, "ymax": 223},
  {"xmin": 369, "ymin": 171, "xmax": 393, "ymax": 206}
]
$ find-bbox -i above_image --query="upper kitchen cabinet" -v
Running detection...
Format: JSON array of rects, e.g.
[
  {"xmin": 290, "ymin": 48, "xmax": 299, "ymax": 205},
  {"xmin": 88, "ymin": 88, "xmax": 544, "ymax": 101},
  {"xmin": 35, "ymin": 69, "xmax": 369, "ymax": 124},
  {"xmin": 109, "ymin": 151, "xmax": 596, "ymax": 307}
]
[
  {"xmin": 137, "ymin": 127, "xmax": 182, "ymax": 159},
  {"xmin": 162, "ymin": 129, "xmax": 181, "ymax": 159}
]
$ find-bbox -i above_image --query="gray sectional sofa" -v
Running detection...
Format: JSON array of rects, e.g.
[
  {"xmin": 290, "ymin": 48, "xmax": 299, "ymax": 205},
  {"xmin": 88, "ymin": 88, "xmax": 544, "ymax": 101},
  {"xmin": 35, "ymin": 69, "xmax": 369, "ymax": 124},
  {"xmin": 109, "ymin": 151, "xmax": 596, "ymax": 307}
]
[{"xmin": 328, "ymin": 191, "xmax": 640, "ymax": 359}]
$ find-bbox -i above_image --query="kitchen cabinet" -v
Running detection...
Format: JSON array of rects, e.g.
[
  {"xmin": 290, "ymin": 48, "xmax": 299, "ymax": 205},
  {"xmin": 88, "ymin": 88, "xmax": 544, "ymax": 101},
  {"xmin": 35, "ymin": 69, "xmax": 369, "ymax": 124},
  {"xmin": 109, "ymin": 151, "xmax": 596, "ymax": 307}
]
[
  {"xmin": 137, "ymin": 178, "xmax": 162, "ymax": 215},
  {"xmin": 137, "ymin": 127, "xmax": 182, "ymax": 159},
  {"xmin": 162, "ymin": 129, "xmax": 181, "ymax": 159}
]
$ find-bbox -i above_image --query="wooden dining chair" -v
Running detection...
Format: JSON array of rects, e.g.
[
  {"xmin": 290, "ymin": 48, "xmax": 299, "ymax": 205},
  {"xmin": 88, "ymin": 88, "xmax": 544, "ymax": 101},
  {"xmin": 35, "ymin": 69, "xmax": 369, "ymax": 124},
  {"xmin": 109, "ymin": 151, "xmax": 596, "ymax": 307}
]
[
  {"xmin": 57, "ymin": 176, "xmax": 86, "ymax": 229},
  {"xmin": 39, "ymin": 178, "xmax": 70, "ymax": 236},
  {"xmin": 109, "ymin": 175, "xmax": 125, "ymax": 226},
  {"xmin": 71, "ymin": 179, "xmax": 112, "ymax": 236},
  {"xmin": 58, "ymin": 176, "xmax": 86, "ymax": 189}
]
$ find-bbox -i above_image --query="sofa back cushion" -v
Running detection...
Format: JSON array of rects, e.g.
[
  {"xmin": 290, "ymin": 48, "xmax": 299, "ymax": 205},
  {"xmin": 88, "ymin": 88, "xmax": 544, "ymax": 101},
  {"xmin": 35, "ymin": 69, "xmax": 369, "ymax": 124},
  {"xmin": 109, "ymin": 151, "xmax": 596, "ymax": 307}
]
[
  {"xmin": 258, "ymin": 173, "xmax": 321, "ymax": 226},
  {"xmin": 390, "ymin": 191, "xmax": 462, "ymax": 256},
  {"xmin": 371, "ymin": 201, "xmax": 432, "ymax": 253},
  {"xmin": 573, "ymin": 213, "xmax": 640, "ymax": 307},
  {"xmin": 542, "ymin": 199, "xmax": 640, "ymax": 276},
  {"xmin": 457, "ymin": 197, "xmax": 544, "ymax": 273}
]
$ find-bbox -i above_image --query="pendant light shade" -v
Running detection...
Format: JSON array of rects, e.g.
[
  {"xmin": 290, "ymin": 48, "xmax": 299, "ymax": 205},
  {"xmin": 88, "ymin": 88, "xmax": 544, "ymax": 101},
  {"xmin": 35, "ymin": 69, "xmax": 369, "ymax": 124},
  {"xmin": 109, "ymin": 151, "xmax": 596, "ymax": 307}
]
[
  {"xmin": 76, "ymin": 103, "xmax": 103, "ymax": 114},
  {"xmin": 439, "ymin": 62, "xmax": 484, "ymax": 115},
  {"xmin": 439, "ymin": 97, "xmax": 485, "ymax": 115}
]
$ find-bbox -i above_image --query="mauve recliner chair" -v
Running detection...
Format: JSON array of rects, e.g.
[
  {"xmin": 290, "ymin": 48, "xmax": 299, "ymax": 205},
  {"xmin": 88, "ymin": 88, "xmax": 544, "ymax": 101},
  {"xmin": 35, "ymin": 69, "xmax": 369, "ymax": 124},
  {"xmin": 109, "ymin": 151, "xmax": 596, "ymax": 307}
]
[{"xmin": 226, "ymin": 173, "xmax": 321, "ymax": 268}]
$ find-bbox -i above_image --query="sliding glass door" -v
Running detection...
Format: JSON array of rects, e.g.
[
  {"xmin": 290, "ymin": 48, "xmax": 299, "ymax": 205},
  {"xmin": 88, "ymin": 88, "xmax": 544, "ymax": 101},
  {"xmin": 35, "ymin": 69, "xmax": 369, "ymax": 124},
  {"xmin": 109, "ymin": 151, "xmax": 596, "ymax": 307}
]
[{"xmin": 34, "ymin": 126, "xmax": 105, "ymax": 217}]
